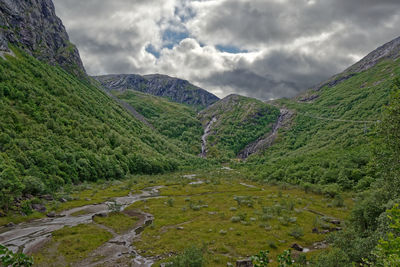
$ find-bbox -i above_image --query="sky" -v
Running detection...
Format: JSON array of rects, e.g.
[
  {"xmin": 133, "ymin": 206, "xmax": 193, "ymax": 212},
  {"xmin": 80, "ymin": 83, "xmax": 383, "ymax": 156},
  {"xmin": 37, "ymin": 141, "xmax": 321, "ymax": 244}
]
[{"xmin": 53, "ymin": 0, "xmax": 400, "ymax": 100}]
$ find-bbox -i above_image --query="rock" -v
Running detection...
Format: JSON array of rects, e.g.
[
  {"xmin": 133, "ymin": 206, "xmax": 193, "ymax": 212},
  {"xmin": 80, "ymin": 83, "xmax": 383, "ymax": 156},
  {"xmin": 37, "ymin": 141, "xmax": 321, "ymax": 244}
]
[
  {"xmin": 312, "ymin": 228, "xmax": 319, "ymax": 233},
  {"xmin": 25, "ymin": 194, "xmax": 34, "ymax": 199},
  {"xmin": 94, "ymin": 74, "xmax": 219, "ymax": 108},
  {"xmin": 32, "ymin": 204, "xmax": 46, "ymax": 213},
  {"xmin": 6, "ymin": 222, "xmax": 15, "ymax": 227},
  {"xmin": 0, "ymin": 0, "xmax": 85, "ymax": 76},
  {"xmin": 176, "ymin": 227, "xmax": 184, "ymax": 230},
  {"xmin": 46, "ymin": 212, "xmax": 56, "ymax": 218},
  {"xmin": 208, "ymin": 212, "xmax": 217, "ymax": 215},
  {"xmin": 42, "ymin": 195, "xmax": 54, "ymax": 201},
  {"xmin": 92, "ymin": 212, "xmax": 108, "ymax": 219},
  {"xmin": 291, "ymin": 243, "xmax": 304, "ymax": 252},
  {"xmin": 227, "ymin": 262, "xmax": 234, "ymax": 267},
  {"xmin": 59, "ymin": 198, "xmax": 67, "ymax": 203},
  {"xmin": 236, "ymin": 259, "xmax": 253, "ymax": 267},
  {"xmin": 330, "ymin": 219, "xmax": 341, "ymax": 225}
]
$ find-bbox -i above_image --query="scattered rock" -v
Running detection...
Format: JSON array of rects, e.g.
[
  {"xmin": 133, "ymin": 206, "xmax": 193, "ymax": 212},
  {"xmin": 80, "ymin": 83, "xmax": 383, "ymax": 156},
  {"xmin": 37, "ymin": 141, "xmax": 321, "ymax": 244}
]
[
  {"xmin": 312, "ymin": 228, "xmax": 319, "ymax": 233},
  {"xmin": 6, "ymin": 222, "xmax": 15, "ymax": 227},
  {"xmin": 330, "ymin": 219, "xmax": 341, "ymax": 225},
  {"xmin": 208, "ymin": 212, "xmax": 217, "ymax": 215},
  {"xmin": 85, "ymin": 198, "xmax": 91, "ymax": 201},
  {"xmin": 291, "ymin": 243, "xmax": 304, "ymax": 252},
  {"xmin": 25, "ymin": 194, "xmax": 34, "ymax": 199},
  {"xmin": 41, "ymin": 195, "xmax": 54, "ymax": 201},
  {"xmin": 92, "ymin": 212, "xmax": 108, "ymax": 219},
  {"xmin": 32, "ymin": 204, "xmax": 46, "ymax": 213},
  {"xmin": 176, "ymin": 227, "xmax": 184, "ymax": 230},
  {"xmin": 236, "ymin": 259, "xmax": 253, "ymax": 267},
  {"xmin": 227, "ymin": 262, "xmax": 234, "ymax": 267},
  {"xmin": 59, "ymin": 198, "xmax": 67, "ymax": 203},
  {"xmin": 46, "ymin": 212, "xmax": 56, "ymax": 218}
]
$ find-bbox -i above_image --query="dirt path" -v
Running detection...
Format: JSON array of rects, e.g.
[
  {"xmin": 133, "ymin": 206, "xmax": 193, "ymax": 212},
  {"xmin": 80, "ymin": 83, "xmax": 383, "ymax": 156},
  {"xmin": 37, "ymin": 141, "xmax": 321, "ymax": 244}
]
[{"xmin": 0, "ymin": 186, "xmax": 163, "ymax": 266}]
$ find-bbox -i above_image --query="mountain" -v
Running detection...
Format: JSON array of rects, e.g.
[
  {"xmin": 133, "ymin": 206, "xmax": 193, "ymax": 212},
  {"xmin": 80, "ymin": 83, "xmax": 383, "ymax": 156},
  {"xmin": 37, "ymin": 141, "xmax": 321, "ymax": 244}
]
[
  {"xmin": 112, "ymin": 90, "xmax": 203, "ymax": 155},
  {"xmin": 94, "ymin": 74, "xmax": 219, "ymax": 109},
  {"xmin": 0, "ymin": 0, "xmax": 85, "ymax": 77},
  {"xmin": 198, "ymin": 94, "xmax": 280, "ymax": 160},
  {"xmin": 0, "ymin": 0, "xmax": 205, "ymax": 211},
  {"xmin": 308, "ymin": 36, "xmax": 400, "ymax": 94},
  {"xmin": 246, "ymin": 36, "xmax": 400, "ymax": 189}
]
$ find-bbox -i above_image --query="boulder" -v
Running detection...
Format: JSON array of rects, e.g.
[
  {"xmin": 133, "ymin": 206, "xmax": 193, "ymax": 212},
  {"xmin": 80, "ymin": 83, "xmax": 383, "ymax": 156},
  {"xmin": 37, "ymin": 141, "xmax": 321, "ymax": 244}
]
[
  {"xmin": 236, "ymin": 259, "xmax": 253, "ymax": 267},
  {"xmin": 42, "ymin": 195, "xmax": 54, "ymax": 201},
  {"xmin": 32, "ymin": 204, "xmax": 46, "ymax": 213},
  {"xmin": 291, "ymin": 243, "xmax": 304, "ymax": 252},
  {"xmin": 47, "ymin": 212, "xmax": 56, "ymax": 218}
]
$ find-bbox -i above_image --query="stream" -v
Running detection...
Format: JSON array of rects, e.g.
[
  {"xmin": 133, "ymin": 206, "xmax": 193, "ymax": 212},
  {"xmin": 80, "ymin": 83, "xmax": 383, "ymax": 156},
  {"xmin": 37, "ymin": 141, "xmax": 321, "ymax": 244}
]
[
  {"xmin": 201, "ymin": 117, "xmax": 217, "ymax": 158},
  {"xmin": 0, "ymin": 186, "xmax": 163, "ymax": 267}
]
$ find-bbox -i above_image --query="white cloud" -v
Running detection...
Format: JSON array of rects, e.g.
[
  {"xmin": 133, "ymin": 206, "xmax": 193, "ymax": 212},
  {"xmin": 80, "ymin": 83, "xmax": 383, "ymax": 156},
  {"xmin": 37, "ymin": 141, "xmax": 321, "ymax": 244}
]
[{"xmin": 54, "ymin": 0, "xmax": 400, "ymax": 100}]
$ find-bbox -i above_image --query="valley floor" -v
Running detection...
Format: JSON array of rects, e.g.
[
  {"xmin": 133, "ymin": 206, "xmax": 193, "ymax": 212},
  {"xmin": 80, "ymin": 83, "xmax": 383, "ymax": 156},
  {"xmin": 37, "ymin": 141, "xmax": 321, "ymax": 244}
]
[{"xmin": 0, "ymin": 168, "xmax": 353, "ymax": 267}]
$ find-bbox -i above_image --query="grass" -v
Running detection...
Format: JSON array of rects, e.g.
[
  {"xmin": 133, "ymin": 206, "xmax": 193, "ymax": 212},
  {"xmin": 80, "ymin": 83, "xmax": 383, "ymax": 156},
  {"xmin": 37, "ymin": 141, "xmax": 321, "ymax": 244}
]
[
  {"xmin": 93, "ymin": 212, "xmax": 138, "ymax": 234},
  {"xmin": 33, "ymin": 224, "xmax": 112, "ymax": 266},
  {"xmin": 126, "ymin": 173, "xmax": 353, "ymax": 266}
]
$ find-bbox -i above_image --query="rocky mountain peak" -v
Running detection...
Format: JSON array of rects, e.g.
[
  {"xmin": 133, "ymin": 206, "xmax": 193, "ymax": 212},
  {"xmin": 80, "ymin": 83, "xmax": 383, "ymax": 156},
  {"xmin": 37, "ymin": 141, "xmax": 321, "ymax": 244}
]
[
  {"xmin": 94, "ymin": 74, "xmax": 220, "ymax": 109},
  {"xmin": 0, "ymin": 0, "xmax": 85, "ymax": 76},
  {"xmin": 310, "ymin": 35, "xmax": 400, "ymax": 93}
]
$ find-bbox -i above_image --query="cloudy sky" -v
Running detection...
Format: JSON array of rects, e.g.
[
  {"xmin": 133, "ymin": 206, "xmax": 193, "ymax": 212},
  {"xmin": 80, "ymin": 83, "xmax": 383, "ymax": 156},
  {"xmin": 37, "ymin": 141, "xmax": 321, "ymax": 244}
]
[{"xmin": 53, "ymin": 0, "xmax": 400, "ymax": 100}]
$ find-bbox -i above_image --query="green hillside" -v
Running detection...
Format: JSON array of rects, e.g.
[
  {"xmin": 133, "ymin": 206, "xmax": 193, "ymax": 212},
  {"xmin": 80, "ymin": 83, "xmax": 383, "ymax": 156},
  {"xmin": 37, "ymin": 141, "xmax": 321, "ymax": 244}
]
[
  {"xmin": 245, "ymin": 57, "xmax": 400, "ymax": 190},
  {"xmin": 0, "ymin": 49, "xmax": 204, "ymax": 211},
  {"xmin": 112, "ymin": 90, "xmax": 203, "ymax": 154},
  {"xmin": 199, "ymin": 94, "xmax": 280, "ymax": 160}
]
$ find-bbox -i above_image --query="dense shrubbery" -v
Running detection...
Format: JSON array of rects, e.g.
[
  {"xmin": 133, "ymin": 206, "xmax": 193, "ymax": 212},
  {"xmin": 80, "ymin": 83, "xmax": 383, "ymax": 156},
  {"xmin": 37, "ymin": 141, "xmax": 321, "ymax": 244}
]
[
  {"xmin": 115, "ymin": 90, "xmax": 203, "ymax": 155},
  {"xmin": 314, "ymin": 78, "xmax": 400, "ymax": 265},
  {"xmin": 167, "ymin": 246, "xmax": 205, "ymax": 267},
  {"xmin": 200, "ymin": 95, "xmax": 280, "ymax": 160},
  {"xmin": 0, "ymin": 49, "xmax": 205, "ymax": 211}
]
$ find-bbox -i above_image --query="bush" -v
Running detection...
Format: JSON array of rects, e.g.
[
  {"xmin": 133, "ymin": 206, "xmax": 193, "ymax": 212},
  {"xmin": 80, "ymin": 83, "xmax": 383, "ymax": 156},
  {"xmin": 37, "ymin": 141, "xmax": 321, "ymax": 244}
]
[
  {"xmin": 0, "ymin": 244, "xmax": 34, "ymax": 266},
  {"xmin": 289, "ymin": 226, "xmax": 304, "ymax": 239},
  {"xmin": 167, "ymin": 246, "xmax": 205, "ymax": 267}
]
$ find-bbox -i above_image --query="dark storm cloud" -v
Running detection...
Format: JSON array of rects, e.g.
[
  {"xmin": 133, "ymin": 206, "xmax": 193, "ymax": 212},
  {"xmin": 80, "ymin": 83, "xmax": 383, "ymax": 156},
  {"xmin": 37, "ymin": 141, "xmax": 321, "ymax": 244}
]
[{"xmin": 53, "ymin": 0, "xmax": 400, "ymax": 99}]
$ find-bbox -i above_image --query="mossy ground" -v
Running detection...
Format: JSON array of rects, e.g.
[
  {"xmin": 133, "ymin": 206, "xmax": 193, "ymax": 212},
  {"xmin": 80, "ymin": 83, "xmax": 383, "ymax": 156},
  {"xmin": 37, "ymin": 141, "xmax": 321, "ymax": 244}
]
[
  {"xmin": 93, "ymin": 212, "xmax": 139, "ymax": 234},
  {"xmin": 33, "ymin": 224, "xmax": 112, "ymax": 266},
  {"xmin": 126, "ymin": 170, "xmax": 353, "ymax": 266},
  {"xmin": 5, "ymin": 169, "xmax": 352, "ymax": 266}
]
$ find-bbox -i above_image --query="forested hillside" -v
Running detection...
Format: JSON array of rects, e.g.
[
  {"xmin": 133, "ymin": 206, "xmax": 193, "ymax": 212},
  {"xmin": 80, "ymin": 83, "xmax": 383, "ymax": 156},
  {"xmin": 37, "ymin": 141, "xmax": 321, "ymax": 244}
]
[
  {"xmin": 0, "ymin": 49, "xmax": 204, "ymax": 211},
  {"xmin": 245, "ymin": 54, "xmax": 400, "ymax": 190},
  {"xmin": 112, "ymin": 90, "xmax": 203, "ymax": 155},
  {"xmin": 199, "ymin": 94, "xmax": 280, "ymax": 160}
]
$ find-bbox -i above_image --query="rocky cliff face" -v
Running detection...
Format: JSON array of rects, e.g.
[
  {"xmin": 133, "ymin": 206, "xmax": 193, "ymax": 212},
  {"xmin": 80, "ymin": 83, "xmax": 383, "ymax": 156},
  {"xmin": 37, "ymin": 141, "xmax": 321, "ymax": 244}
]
[
  {"xmin": 310, "ymin": 36, "xmax": 400, "ymax": 93},
  {"xmin": 94, "ymin": 74, "xmax": 219, "ymax": 109},
  {"xmin": 0, "ymin": 0, "xmax": 85, "ymax": 76}
]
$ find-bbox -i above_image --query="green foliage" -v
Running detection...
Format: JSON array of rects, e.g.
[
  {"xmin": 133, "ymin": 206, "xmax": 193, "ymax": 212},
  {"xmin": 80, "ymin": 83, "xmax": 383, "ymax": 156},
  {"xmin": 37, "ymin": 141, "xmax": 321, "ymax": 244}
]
[
  {"xmin": 0, "ymin": 49, "xmax": 206, "ymax": 210},
  {"xmin": 277, "ymin": 249, "xmax": 293, "ymax": 266},
  {"xmin": 200, "ymin": 95, "xmax": 280, "ymax": 159},
  {"xmin": 244, "ymin": 59, "xmax": 400, "ymax": 188},
  {"xmin": 115, "ymin": 90, "xmax": 203, "ymax": 154},
  {"xmin": 251, "ymin": 250, "xmax": 270, "ymax": 267},
  {"xmin": 167, "ymin": 246, "xmax": 205, "ymax": 267},
  {"xmin": 288, "ymin": 226, "xmax": 304, "ymax": 239},
  {"xmin": 371, "ymin": 205, "xmax": 400, "ymax": 267},
  {"xmin": 107, "ymin": 201, "xmax": 122, "ymax": 213},
  {"xmin": 0, "ymin": 244, "xmax": 34, "ymax": 267}
]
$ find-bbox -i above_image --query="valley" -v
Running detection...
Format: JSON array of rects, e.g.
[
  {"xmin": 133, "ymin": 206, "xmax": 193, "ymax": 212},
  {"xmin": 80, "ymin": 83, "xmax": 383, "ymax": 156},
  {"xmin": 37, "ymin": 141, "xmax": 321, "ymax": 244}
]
[{"xmin": 0, "ymin": 0, "xmax": 399, "ymax": 266}]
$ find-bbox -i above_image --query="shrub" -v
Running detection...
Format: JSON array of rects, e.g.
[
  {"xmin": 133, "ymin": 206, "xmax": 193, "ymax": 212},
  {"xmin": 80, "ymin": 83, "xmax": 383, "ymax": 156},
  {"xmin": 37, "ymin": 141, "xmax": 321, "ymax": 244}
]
[
  {"xmin": 289, "ymin": 226, "xmax": 304, "ymax": 239},
  {"xmin": 231, "ymin": 216, "xmax": 241, "ymax": 223},
  {"xmin": 167, "ymin": 246, "xmax": 205, "ymax": 267},
  {"xmin": 0, "ymin": 244, "xmax": 34, "ymax": 267}
]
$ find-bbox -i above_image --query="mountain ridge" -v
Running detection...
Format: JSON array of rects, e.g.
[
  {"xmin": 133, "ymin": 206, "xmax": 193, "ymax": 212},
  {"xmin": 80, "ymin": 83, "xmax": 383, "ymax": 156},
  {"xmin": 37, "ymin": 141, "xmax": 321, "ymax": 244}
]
[
  {"xmin": 94, "ymin": 73, "xmax": 219, "ymax": 109},
  {"xmin": 0, "ymin": 0, "xmax": 85, "ymax": 76}
]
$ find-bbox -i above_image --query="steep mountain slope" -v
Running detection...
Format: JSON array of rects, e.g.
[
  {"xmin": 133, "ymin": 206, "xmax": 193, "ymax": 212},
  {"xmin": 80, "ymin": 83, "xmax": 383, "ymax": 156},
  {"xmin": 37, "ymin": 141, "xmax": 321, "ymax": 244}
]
[
  {"xmin": 0, "ymin": 49, "xmax": 206, "ymax": 210},
  {"xmin": 245, "ymin": 36, "xmax": 400, "ymax": 189},
  {"xmin": 0, "ymin": 0, "xmax": 205, "ymax": 211},
  {"xmin": 199, "ymin": 94, "xmax": 280, "ymax": 160},
  {"xmin": 94, "ymin": 74, "xmax": 219, "ymax": 109},
  {"xmin": 112, "ymin": 90, "xmax": 203, "ymax": 154},
  {"xmin": 0, "ymin": 0, "xmax": 85, "ymax": 77}
]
